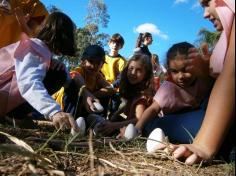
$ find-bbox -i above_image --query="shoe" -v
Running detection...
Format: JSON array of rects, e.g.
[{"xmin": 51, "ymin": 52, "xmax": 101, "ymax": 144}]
[
  {"xmin": 146, "ymin": 128, "xmax": 166, "ymax": 153},
  {"xmin": 124, "ymin": 123, "xmax": 140, "ymax": 141},
  {"xmin": 71, "ymin": 117, "xmax": 86, "ymax": 136}
]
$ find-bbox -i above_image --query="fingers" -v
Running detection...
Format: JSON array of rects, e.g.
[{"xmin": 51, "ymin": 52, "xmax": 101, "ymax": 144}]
[
  {"xmin": 185, "ymin": 153, "xmax": 200, "ymax": 165},
  {"xmin": 173, "ymin": 145, "xmax": 190, "ymax": 159},
  {"xmin": 172, "ymin": 145, "xmax": 207, "ymax": 165},
  {"xmin": 52, "ymin": 112, "xmax": 74, "ymax": 131},
  {"xmin": 200, "ymin": 42, "xmax": 209, "ymax": 56},
  {"xmin": 68, "ymin": 114, "xmax": 78, "ymax": 130}
]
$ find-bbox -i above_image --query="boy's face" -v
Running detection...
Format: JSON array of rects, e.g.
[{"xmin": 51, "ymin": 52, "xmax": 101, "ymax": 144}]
[
  {"xmin": 109, "ymin": 40, "xmax": 122, "ymax": 54},
  {"xmin": 82, "ymin": 58, "xmax": 103, "ymax": 73}
]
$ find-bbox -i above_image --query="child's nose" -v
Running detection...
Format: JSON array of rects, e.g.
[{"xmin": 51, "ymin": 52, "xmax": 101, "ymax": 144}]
[{"xmin": 178, "ymin": 72, "xmax": 184, "ymax": 79}]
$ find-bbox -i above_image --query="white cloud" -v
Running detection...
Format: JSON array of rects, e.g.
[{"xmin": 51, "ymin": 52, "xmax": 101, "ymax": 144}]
[
  {"xmin": 191, "ymin": 1, "xmax": 200, "ymax": 10},
  {"xmin": 174, "ymin": 0, "xmax": 188, "ymax": 5},
  {"xmin": 134, "ymin": 23, "xmax": 169, "ymax": 40}
]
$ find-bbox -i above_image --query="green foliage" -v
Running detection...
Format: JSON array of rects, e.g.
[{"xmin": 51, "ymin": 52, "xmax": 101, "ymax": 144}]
[
  {"xmin": 86, "ymin": 0, "xmax": 110, "ymax": 28},
  {"xmin": 46, "ymin": 0, "xmax": 110, "ymax": 68},
  {"xmin": 69, "ymin": 0, "xmax": 110, "ymax": 67},
  {"xmin": 195, "ymin": 28, "xmax": 221, "ymax": 50},
  {"xmin": 47, "ymin": 5, "xmax": 61, "ymax": 13}
]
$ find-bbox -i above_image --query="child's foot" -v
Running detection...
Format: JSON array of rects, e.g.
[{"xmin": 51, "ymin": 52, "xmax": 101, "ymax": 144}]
[
  {"xmin": 146, "ymin": 128, "xmax": 166, "ymax": 153},
  {"xmin": 124, "ymin": 123, "xmax": 140, "ymax": 141},
  {"xmin": 71, "ymin": 117, "xmax": 86, "ymax": 136}
]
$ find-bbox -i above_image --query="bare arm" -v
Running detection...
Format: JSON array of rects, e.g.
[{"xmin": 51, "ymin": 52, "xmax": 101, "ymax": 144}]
[
  {"xmin": 173, "ymin": 19, "xmax": 235, "ymax": 165},
  {"xmin": 93, "ymin": 78, "xmax": 116, "ymax": 98},
  {"xmin": 135, "ymin": 101, "xmax": 161, "ymax": 130}
]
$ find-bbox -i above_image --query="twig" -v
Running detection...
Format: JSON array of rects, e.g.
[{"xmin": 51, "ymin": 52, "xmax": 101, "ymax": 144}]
[{"xmin": 88, "ymin": 129, "xmax": 95, "ymax": 174}]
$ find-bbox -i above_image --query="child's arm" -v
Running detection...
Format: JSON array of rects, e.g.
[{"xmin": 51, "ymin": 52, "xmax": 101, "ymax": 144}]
[
  {"xmin": 135, "ymin": 101, "xmax": 161, "ymax": 130},
  {"xmin": 93, "ymin": 77, "xmax": 116, "ymax": 98},
  {"xmin": 110, "ymin": 106, "xmax": 125, "ymax": 121}
]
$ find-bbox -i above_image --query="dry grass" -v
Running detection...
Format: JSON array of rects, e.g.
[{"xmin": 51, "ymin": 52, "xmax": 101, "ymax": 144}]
[{"xmin": 0, "ymin": 121, "xmax": 235, "ymax": 176}]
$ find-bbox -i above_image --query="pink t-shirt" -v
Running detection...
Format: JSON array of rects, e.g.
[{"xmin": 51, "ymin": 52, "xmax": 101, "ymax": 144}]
[
  {"xmin": 0, "ymin": 34, "xmax": 52, "ymax": 116},
  {"xmin": 210, "ymin": 0, "xmax": 235, "ymax": 77},
  {"xmin": 153, "ymin": 80, "xmax": 211, "ymax": 115}
]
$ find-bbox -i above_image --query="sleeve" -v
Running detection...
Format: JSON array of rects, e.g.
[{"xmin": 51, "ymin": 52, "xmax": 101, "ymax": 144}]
[
  {"xmin": 153, "ymin": 81, "xmax": 195, "ymax": 114},
  {"xmin": 15, "ymin": 50, "xmax": 61, "ymax": 119},
  {"xmin": 118, "ymin": 57, "xmax": 127, "ymax": 72}
]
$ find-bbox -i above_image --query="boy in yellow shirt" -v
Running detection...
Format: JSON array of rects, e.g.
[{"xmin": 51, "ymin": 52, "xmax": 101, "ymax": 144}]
[{"xmin": 101, "ymin": 33, "xmax": 127, "ymax": 117}]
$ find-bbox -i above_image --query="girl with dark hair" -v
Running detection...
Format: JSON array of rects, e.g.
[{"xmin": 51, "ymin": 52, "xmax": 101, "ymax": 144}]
[
  {"xmin": 89, "ymin": 54, "xmax": 155, "ymax": 136},
  {"xmin": 125, "ymin": 42, "xmax": 213, "ymax": 140},
  {"xmin": 0, "ymin": 11, "xmax": 91, "ymax": 131},
  {"xmin": 134, "ymin": 32, "xmax": 153, "ymax": 57}
]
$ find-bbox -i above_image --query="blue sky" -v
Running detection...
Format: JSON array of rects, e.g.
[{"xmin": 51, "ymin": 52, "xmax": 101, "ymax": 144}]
[{"xmin": 41, "ymin": 0, "xmax": 215, "ymax": 64}]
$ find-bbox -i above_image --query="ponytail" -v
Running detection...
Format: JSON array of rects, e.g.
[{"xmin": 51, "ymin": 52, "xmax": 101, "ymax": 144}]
[{"xmin": 135, "ymin": 33, "xmax": 143, "ymax": 48}]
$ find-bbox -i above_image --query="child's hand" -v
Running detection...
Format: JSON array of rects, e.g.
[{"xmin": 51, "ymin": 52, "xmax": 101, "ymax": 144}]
[
  {"xmin": 116, "ymin": 126, "xmax": 126, "ymax": 139},
  {"xmin": 51, "ymin": 112, "xmax": 78, "ymax": 131},
  {"xmin": 172, "ymin": 143, "xmax": 212, "ymax": 165},
  {"xmin": 186, "ymin": 43, "xmax": 211, "ymax": 79}
]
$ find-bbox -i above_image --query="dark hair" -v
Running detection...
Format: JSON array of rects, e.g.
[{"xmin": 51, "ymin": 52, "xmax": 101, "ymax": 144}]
[
  {"xmin": 120, "ymin": 54, "xmax": 154, "ymax": 99},
  {"xmin": 151, "ymin": 54, "xmax": 160, "ymax": 65},
  {"xmin": 166, "ymin": 42, "xmax": 194, "ymax": 67},
  {"xmin": 135, "ymin": 32, "xmax": 152, "ymax": 48},
  {"xmin": 81, "ymin": 45, "xmax": 105, "ymax": 64},
  {"xmin": 37, "ymin": 11, "xmax": 76, "ymax": 56},
  {"xmin": 110, "ymin": 33, "xmax": 125, "ymax": 47}
]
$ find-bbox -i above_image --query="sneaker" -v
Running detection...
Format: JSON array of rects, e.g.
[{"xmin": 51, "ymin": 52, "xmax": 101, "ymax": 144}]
[
  {"xmin": 146, "ymin": 128, "xmax": 166, "ymax": 153},
  {"xmin": 71, "ymin": 117, "xmax": 86, "ymax": 136},
  {"xmin": 124, "ymin": 123, "xmax": 140, "ymax": 141}
]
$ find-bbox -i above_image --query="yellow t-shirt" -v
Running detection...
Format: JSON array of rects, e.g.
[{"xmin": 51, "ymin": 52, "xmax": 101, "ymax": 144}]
[
  {"xmin": 101, "ymin": 54, "xmax": 127, "ymax": 84},
  {"xmin": 0, "ymin": 0, "xmax": 48, "ymax": 48},
  {"xmin": 72, "ymin": 67, "xmax": 106, "ymax": 92}
]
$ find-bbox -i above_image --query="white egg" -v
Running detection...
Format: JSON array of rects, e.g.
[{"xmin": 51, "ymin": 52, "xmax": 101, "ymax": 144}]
[
  {"xmin": 71, "ymin": 117, "xmax": 86, "ymax": 136},
  {"xmin": 124, "ymin": 123, "xmax": 138, "ymax": 141},
  {"xmin": 146, "ymin": 128, "xmax": 166, "ymax": 153},
  {"xmin": 92, "ymin": 102, "xmax": 104, "ymax": 113}
]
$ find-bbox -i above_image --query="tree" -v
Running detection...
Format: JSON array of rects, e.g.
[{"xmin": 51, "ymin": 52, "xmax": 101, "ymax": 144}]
[
  {"xmin": 195, "ymin": 28, "xmax": 221, "ymax": 51},
  {"xmin": 47, "ymin": 5, "xmax": 61, "ymax": 13},
  {"xmin": 86, "ymin": 0, "xmax": 110, "ymax": 28},
  {"xmin": 46, "ymin": 1, "xmax": 110, "ymax": 67},
  {"xmin": 73, "ymin": 0, "xmax": 110, "ymax": 66}
]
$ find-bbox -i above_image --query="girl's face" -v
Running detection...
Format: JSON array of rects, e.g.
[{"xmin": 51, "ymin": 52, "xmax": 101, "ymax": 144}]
[
  {"xmin": 168, "ymin": 54, "xmax": 196, "ymax": 88},
  {"xmin": 199, "ymin": 0, "xmax": 223, "ymax": 31},
  {"xmin": 127, "ymin": 60, "xmax": 146, "ymax": 85},
  {"xmin": 144, "ymin": 36, "xmax": 153, "ymax": 46},
  {"xmin": 81, "ymin": 59, "xmax": 103, "ymax": 73}
]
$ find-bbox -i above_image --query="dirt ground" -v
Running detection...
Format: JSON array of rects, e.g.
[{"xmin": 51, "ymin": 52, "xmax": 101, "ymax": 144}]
[{"xmin": 0, "ymin": 121, "xmax": 235, "ymax": 176}]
